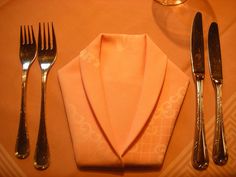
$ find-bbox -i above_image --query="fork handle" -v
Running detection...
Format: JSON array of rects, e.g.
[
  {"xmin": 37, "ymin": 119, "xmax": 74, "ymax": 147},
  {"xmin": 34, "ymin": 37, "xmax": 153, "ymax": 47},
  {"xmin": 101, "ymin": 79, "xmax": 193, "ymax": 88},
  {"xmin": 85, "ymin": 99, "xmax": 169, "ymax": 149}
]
[
  {"xmin": 192, "ymin": 79, "xmax": 209, "ymax": 170},
  {"xmin": 34, "ymin": 73, "xmax": 49, "ymax": 170},
  {"xmin": 15, "ymin": 70, "xmax": 29, "ymax": 159},
  {"xmin": 213, "ymin": 83, "xmax": 228, "ymax": 165}
]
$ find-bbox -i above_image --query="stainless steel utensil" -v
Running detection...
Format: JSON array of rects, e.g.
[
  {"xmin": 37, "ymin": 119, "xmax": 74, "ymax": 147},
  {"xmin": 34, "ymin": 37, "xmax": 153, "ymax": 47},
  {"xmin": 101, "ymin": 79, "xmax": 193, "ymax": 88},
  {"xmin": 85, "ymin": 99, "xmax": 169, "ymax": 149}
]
[
  {"xmin": 190, "ymin": 12, "xmax": 209, "ymax": 170},
  {"xmin": 15, "ymin": 25, "xmax": 36, "ymax": 159},
  {"xmin": 208, "ymin": 22, "xmax": 228, "ymax": 166},
  {"xmin": 34, "ymin": 23, "xmax": 57, "ymax": 170}
]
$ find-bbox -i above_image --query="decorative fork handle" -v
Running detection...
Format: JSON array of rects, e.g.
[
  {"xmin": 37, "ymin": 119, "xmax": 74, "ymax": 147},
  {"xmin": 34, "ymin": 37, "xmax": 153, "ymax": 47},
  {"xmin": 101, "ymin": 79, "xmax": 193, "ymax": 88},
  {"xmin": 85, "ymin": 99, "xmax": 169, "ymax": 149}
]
[
  {"xmin": 34, "ymin": 72, "xmax": 49, "ymax": 170},
  {"xmin": 15, "ymin": 70, "xmax": 29, "ymax": 159},
  {"xmin": 212, "ymin": 83, "xmax": 228, "ymax": 165},
  {"xmin": 192, "ymin": 79, "xmax": 209, "ymax": 170}
]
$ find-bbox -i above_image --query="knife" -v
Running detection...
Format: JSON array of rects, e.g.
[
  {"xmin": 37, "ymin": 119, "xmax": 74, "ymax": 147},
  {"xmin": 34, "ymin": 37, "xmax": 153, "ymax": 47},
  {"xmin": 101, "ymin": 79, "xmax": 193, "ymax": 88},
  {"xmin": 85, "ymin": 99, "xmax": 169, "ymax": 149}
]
[
  {"xmin": 190, "ymin": 12, "xmax": 209, "ymax": 170},
  {"xmin": 208, "ymin": 22, "xmax": 228, "ymax": 165}
]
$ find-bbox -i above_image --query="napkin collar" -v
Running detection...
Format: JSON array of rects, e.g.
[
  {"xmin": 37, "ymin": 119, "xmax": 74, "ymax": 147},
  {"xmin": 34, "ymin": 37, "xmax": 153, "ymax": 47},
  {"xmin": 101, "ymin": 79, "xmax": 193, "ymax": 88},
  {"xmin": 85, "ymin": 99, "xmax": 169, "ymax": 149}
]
[{"xmin": 79, "ymin": 34, "xmax": 167, "ymax": 157}]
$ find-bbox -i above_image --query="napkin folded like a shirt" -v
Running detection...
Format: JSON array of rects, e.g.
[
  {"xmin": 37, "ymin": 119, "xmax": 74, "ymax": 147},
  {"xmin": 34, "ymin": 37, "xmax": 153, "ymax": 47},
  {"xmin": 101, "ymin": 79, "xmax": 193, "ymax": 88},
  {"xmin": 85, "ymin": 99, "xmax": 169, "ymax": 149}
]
[{"xmin": 58, "ymin": 34, "xmax": 189, "ymax": 168}]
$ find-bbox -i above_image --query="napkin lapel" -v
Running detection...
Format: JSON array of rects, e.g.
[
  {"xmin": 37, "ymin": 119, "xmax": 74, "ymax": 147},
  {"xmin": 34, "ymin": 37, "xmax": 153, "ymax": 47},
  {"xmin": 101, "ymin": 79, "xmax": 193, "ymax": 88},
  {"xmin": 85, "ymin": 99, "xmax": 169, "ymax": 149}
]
[
  {"xmin": 122, "ymin": 36, "xmax": 167, "ymax": 155},
  {"xmin": 79, "ymin": 34, "xmax": 167, "ymax": 157},
  {"xmin": 79, "ymin": 35, "xmax": 120, "ymax": 157}
]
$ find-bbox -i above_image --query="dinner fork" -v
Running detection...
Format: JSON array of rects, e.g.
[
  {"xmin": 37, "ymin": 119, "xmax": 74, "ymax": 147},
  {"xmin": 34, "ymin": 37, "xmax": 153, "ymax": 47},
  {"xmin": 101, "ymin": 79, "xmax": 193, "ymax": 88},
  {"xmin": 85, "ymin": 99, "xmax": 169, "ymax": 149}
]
[
  {"xmin": 15, "ymin": 25, "xmax": 36, "ymax": 159},
  {"xmin": 34, "ymin": 23, "xmax": 56, "ymax": 170}
]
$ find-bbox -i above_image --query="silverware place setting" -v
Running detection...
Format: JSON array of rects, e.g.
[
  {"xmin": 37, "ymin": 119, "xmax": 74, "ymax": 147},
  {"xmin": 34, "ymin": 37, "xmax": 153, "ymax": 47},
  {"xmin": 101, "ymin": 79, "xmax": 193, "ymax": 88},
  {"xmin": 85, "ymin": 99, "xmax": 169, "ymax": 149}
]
[{"xmin": 14, "ymin": 13, "xmax": 228, "ymax": 172}]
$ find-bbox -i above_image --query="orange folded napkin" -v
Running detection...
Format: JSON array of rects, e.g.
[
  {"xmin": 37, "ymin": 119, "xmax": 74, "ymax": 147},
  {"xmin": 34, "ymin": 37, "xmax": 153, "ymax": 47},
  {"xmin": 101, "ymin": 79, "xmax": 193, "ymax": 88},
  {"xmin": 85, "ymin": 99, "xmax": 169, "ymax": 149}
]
[{"xmin": 58, "ymin": 34, "xmax": 189, "ymax": 168}]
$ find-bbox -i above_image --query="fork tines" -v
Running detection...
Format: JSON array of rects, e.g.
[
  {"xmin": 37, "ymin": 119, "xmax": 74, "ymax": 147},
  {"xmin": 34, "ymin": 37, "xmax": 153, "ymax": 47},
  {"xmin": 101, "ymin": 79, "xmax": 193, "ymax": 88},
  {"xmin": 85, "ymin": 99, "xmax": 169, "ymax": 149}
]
[
  {"xmin": 38, "ymin": 23, "xmax": 56, "ymax": 51},
  {"xmin": 20, "ymin": 25, "xmax": 35, "ymax": 45}
]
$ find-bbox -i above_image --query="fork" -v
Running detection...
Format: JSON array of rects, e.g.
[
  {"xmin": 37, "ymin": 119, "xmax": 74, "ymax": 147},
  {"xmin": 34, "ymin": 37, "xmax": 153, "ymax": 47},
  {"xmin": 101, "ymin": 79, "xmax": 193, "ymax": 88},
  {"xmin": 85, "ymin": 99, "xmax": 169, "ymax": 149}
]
[
  {"xmin": 34, "ymin": 23, "xmax": 57, "ymax": 170},
  {"xmin": 15, "ymin": 25, "xmax": 36, "ymax": 159}
]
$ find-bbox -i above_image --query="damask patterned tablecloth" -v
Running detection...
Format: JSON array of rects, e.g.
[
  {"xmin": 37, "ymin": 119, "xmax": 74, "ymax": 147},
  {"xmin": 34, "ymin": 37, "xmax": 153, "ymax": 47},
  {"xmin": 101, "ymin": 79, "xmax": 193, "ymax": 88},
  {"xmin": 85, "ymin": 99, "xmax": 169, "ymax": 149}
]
[{"xmin": 0, "ymin": 0, "xmax": 236, "ymax": 177}]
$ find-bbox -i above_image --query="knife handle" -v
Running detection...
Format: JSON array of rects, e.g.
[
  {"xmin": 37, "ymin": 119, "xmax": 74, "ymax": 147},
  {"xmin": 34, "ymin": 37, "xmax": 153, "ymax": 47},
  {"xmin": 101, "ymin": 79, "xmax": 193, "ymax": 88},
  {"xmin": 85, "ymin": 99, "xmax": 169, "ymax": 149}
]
[
  {"xmin": 192, "ymin": 79, "xmax": 209, "ymax": 170},
  {"xmin": 213, "ymin": 83, "xmax": 228, "ymax": 165}
]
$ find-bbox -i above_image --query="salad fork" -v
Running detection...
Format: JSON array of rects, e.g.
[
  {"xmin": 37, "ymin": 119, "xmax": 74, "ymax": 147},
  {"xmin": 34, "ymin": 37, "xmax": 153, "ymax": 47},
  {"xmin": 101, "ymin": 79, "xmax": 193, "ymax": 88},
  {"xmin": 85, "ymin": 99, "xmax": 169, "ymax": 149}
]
[
  {"xmin": 15, "ymin": 25, "xmax": 36, "ymax": 159},
  {"xmin": 34, "ymin": 23, "xmax": 57, "ymax": 170}
]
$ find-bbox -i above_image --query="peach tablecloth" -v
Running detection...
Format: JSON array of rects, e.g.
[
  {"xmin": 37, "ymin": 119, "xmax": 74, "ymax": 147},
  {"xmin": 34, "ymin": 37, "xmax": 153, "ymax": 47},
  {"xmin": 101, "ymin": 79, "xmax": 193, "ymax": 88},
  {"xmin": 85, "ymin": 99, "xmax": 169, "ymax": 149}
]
[{"xmin": 0, "ymin": 0, "xmax": 236, "ymax": 177}]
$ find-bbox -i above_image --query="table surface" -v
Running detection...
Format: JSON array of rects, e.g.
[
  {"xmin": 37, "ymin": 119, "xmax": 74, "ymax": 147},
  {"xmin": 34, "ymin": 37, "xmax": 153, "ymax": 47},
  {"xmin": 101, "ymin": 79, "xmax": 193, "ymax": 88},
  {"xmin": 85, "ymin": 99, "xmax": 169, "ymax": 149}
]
[{"xmin": 0, "ymin": 0, "xmax": 236, "ymax": 177}]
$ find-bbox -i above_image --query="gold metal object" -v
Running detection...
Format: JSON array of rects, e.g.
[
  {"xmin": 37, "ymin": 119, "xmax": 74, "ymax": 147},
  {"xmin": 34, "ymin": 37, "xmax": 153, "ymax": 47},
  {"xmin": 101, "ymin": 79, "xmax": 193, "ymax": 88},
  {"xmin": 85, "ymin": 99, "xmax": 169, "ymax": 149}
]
[{"xmin": 154, "ymin": 0, "xmax": 187, "ymax": 6}]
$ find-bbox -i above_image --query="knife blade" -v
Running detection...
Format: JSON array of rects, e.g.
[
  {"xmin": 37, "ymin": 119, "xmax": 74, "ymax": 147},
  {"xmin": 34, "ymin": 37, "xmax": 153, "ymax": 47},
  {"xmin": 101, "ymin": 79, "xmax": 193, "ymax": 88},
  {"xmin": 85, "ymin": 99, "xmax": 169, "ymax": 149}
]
[
  {"xmin": 208, "ymin": 22, "xmax": 228, "ymax": 165},
  {"xmin": 191, "ymin": 12, "xmax": 205, "ymax": 79},
  {"xmin": 208, "ymin": 22, "xmax": 223, "ymax": 83},
  {"xmin": 190, "ymin": 12, "xmax": 209, "ymax": 170}
]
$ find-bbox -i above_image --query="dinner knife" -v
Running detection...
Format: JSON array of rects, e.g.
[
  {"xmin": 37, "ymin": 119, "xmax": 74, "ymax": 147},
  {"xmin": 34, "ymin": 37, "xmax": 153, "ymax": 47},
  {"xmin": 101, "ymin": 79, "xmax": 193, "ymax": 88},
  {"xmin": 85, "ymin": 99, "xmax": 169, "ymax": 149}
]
[
  {"xmin": 190, "ymin": 12, "xmax": 209, "ymax": 170},
  {"xmin": 208, "ymin": 22, "xmax": 228, "ymax": 165}
]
